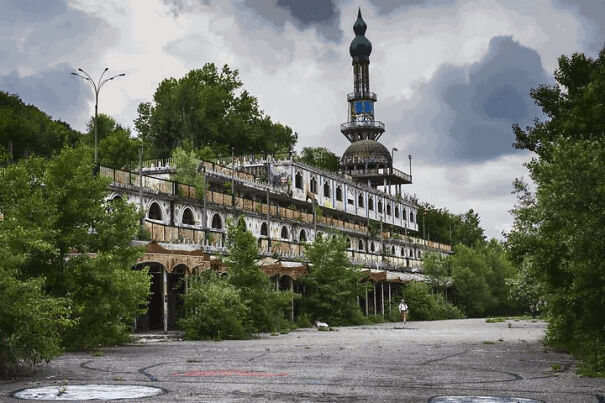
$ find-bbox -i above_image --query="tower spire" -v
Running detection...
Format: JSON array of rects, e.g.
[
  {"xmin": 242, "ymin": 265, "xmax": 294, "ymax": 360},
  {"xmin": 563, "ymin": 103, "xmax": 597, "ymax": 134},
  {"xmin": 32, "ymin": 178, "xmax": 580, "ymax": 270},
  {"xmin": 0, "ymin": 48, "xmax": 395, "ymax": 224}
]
[{"xmin": 341, "ymin": 8, "xmax": 384, "ymax": 143}]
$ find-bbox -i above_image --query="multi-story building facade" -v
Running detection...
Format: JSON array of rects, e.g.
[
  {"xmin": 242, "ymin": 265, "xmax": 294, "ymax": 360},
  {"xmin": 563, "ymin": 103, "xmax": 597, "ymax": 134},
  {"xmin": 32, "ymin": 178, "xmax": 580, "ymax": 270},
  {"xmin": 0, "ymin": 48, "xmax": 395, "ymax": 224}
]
[{"xmin": 103, "ymin": 10, "xmax": 451, "ymax": 332}]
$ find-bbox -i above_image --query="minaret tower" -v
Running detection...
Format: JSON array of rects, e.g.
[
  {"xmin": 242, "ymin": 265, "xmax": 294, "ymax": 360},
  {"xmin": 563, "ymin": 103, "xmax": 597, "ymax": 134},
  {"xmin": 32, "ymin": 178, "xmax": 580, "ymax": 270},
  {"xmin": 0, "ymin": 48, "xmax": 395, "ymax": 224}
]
[
  {"xmin": 340, "ymin": 8, "xmax": 384, "ymax": 143},
  {"xmin": 340, "ymin": 9, "xmax": 412, "ymax": 191}
]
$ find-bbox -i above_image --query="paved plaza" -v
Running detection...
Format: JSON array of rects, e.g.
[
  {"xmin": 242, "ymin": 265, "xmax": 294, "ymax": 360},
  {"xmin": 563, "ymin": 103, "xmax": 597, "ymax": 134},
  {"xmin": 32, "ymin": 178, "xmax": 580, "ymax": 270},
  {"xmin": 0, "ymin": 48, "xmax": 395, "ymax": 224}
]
[{"xmin": 2, "ymin": 318, "xmax": 604, "ymax": 402}]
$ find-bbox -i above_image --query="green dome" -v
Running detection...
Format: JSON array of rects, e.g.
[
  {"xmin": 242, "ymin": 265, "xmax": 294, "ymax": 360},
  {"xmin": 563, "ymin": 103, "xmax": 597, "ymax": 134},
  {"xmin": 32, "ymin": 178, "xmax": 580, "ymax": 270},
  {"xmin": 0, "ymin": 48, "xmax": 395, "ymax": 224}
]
[{"xmin": 349, "ymin": 9, "xmax": 372, "ymax": 58}]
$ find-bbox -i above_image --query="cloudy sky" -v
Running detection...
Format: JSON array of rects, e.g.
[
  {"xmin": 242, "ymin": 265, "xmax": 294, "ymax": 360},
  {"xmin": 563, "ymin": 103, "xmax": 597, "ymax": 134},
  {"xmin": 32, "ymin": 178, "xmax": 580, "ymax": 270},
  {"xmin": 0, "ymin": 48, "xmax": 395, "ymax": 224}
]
[{"xmin": 2, "ymin": 0, "xmax": 603, "ymax": 240}]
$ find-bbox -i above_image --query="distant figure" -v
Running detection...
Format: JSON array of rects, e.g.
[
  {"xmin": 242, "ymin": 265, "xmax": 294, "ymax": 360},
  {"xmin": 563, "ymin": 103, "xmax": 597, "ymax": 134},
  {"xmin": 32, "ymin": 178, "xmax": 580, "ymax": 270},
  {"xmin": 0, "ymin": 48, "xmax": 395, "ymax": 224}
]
[{"xmin": 398, "ymin": 299, "xmax": 408, "ymax": 324}]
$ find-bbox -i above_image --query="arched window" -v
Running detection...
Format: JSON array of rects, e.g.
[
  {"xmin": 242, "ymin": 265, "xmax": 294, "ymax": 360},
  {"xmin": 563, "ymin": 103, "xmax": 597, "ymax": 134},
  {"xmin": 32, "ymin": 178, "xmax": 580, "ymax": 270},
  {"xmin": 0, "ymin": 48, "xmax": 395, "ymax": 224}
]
[
  {"xmin": 391, "ymin": 246, "xmax": 395, "ymax": 255},
  {"xmin": 409, "ymin": 249, "xmax": 414, "ymax": 257},
  {"xmin": 418, "ymin": 250, "xmax": 422, "ymax": 258},
  {"xmin": 323, "ymin": 181, "xmax": 330, "ymax": 198},
  {"xmin": 403, "ymin": 208, "xmax": 407, "ymax": 220},
  {"xmin": 358, "ymin": 239, "xmax": 364, "ymax": 251},
  {"xmin": 370, "ymin": 242, "xmax": 375, "ymax": 252},
  {"xmin": 386, "ymin": 204, "xmax": 391, "ymax": 216},
  {"xmin": 358, "ymin": 193, "xmax": 364, "ymax": 208},
  {"xmin": 148, "ymin": 202, "xmax": 162, "ymax": 220},
  {"xmin": 346, "ymin": 238, "xmax": 351, "ymax": 249},
  {"xmin": 281, "ymin": 226, "xmax": 289, "ymax": 240},
  {"xmin": 395, "ymin": 206, "xmax": 399, "ymax": 218},
  {"xmin": 399, "ymin": 247, "xmax": 403, "ymax": 256},
  {"xmin": 336, "ymin": 186, "xmax": 343, "ymax": 201},
  {"xmin": 111, "ymin": 195, "xmax": 122, "ymax": 201},
  {"xmin": 299, "ymin": 229, "xmax": 307, "ymax": 242},
  {"xmin": 410, "ymin": 211, "xmax": 415, "ymax": 223},
  {"xmin": 310, "ymin": 177, "xmax": 317, "ymax": 194},
  {"xmin": 260, "ymin": 222, "xmax": 268, "ymax": 236},
  {"xmin": 211, "ymin": 213, "xmax": 222, "ymax": 229},
  {"xmin": 182, "ymin": 207, "xmax": 195, "ymax": 225},
  {"xmin": 295, "ymin": 171, "xmax": 303, "ymax": 189},
  {"xmin": 368, "ymin": 197, "xmax": 374, "ymax": 211},
  {"xmin": 377, "ymin": 200, "xmax": 383, "ymax": 213}
]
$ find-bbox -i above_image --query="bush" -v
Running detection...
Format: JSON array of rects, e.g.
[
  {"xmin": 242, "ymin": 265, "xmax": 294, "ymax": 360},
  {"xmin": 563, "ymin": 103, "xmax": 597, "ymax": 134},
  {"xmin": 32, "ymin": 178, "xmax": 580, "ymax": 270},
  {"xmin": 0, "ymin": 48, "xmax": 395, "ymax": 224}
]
[
  {"xmin": 403, "ymin": 282, "xmax": 464, "ymax": 321},
  {"xmin": 227, "ymin": 217, "xmax": 293, "ymax": 333},
  {"xmin": 0, "ymin": 145, "xmax": 150, "ymax": 357},
  {"xmin": 299, "ymin": 233, "xmax": 368, "ymax": 326},
  {"xmin": 179, "ymin": 272, "xmax": 248, "ymax": 340},
  {"xmin": 0, "ymin": 272, "xmax": 71, "ymax": 375}
]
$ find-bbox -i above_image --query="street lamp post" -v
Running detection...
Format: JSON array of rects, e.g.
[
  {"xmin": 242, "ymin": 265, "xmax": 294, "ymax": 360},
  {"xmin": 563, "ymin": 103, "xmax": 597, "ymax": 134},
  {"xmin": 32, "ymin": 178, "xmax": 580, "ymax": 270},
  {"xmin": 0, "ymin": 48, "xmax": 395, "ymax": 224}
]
[
  {"xmin": 408, "ymin": 154, "xmax": 413, "ymax": 179},
  {"xmin": 71, "ymin": 67, "xmax": 126, "ymax": 165}
]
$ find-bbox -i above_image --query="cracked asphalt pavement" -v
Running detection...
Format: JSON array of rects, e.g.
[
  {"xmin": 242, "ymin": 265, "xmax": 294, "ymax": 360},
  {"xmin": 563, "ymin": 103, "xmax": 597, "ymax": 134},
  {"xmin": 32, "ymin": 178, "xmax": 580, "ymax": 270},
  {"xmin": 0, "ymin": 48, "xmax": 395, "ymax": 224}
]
[{"xmin": 2, "ymin": 318, "xmax": 604, "ymax": 402}]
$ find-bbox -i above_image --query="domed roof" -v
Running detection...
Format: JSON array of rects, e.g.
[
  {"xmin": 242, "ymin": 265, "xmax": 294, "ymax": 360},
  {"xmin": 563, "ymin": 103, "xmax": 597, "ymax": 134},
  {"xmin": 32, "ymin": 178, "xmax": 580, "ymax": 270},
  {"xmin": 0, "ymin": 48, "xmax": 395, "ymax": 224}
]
[
  {"xmin": 349, "ymin": 9, "xmax": 372, "ymax": 58},
  {"xmin": 342, "ymin": 139, "xmax": 392, "ymax": 166}
]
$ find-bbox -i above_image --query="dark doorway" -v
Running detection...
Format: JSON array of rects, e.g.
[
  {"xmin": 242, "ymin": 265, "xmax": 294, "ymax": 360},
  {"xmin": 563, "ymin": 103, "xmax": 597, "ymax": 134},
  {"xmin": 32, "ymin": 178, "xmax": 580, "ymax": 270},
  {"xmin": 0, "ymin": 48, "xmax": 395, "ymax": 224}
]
[
  {"xmin": 134, "ymin": 263, "xmax": 165, "ymax": 331},
  {"xmin": 168, "ymin": 265, "xmax": 186, "ymax": 329}
]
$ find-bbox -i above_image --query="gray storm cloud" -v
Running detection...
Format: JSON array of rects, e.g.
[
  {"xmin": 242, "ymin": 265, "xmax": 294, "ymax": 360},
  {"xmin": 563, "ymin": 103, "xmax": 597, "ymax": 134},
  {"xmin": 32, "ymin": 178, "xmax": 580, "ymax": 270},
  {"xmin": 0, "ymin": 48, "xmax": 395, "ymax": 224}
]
[{"xmin": 385, "ymin": 36, "xmax": 550, "ymax": 163}]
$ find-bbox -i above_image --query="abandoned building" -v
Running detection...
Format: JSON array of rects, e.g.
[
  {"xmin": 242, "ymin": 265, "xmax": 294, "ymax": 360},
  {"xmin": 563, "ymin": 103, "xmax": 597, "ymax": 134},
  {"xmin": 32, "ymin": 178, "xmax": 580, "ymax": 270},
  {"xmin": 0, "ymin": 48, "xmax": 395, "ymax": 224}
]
[{"xmin": 102, "ymin": 10, "xmax": 452, "ymax": 332}]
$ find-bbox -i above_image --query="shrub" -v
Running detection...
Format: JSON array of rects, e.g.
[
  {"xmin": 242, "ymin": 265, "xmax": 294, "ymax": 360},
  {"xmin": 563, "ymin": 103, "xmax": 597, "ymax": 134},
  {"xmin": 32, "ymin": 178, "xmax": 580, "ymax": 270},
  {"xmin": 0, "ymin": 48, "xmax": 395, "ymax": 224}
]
[
  {"xmin": 403, "ymin": 282, "xmax": 464, "ymax": 321},
  {"xmin": 179, "ymin": 272, "xmax": 248, "ymax": 340},
  {"xmin": 299, "ymin": 233, "xmax": 368, "ymax": 326},
  {"xmin": 0, "ymin": 272, "xmax": 71, "ymax": 375}
]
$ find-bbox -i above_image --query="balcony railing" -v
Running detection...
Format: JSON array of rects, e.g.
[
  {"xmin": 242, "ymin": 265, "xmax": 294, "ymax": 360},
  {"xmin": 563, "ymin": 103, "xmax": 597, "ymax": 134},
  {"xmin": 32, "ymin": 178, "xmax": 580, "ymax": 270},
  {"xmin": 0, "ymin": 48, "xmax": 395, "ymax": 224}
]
[
  {"xmin": 347, "ymin": 92, "xmax": 377, "ymax": 101},
  {"xmin": 340, "ymin": 120, "xmax": 385, "ymax": 132}
]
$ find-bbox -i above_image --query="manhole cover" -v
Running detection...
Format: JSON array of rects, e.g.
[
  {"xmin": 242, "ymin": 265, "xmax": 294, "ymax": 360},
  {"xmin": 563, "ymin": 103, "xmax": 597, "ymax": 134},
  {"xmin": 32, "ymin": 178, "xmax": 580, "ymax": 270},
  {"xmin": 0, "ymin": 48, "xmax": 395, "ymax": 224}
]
[
  {"xmin": 13, "ymin": 384, "xmax": 165, "ymax": 400},
  {"xmin": 429, "ymin": 397, "xmax": 543, "ymax": 403}
]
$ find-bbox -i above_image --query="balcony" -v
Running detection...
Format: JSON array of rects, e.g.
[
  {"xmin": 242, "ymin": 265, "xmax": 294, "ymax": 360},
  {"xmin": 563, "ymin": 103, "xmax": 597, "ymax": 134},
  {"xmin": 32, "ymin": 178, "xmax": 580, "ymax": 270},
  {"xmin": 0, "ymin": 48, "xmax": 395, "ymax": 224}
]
[
  {"xmin": 340, "ymin": 120, "xmax": 385, "ymax": 132},
  {"xmin": 347, "ymin": 92, "xmax": 377, "ymax": 102}
]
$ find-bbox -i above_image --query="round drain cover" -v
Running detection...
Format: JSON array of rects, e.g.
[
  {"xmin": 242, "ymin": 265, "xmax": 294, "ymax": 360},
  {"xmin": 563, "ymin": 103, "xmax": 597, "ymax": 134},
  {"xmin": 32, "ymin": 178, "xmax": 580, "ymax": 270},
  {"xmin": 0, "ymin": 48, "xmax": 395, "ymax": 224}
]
[
  {"xmin": 13, "ymin": 384, "xmax": 165, "ymax": 400},
  {"xmin": 429, "ymin": 397, "xmax": 543, "ymax": 403}
]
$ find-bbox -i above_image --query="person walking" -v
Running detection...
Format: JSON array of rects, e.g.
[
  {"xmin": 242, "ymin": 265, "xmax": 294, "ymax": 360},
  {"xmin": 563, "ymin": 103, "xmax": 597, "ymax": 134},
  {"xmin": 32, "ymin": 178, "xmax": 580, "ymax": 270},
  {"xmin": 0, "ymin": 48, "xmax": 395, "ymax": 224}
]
[{"xmin": 398, "ymin": 299, "xmax": 408, "ymax": 324}]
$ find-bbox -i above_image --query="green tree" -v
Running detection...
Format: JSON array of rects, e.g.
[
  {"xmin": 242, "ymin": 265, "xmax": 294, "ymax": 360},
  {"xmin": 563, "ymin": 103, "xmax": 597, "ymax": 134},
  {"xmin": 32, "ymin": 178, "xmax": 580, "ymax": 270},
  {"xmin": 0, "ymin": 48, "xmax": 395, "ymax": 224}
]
[
  {"xmin": 179, "ymin": 271, "xmax": 247, "ymax": 340},
  {"xmin": 402, "ymin": 282, "xmax": 463, "ymax": 321},
  {"xmin": 0, "ymin": 91, "xmax": 81, "ymax": 160},
  {"xmin": 85, "ymin": 114, "xmax": 140, "ymax": 169},
  {"xmin": 450, "ymin": 241, "xmax": 515, "ymax": 317},
  {"xmin": 296, "ymin": 147, "xmax": 340, "ymax": 173},
  {"xmin": 300, "ymin": 233, "xmax": 367, "ymax": 325},
  {"xmin": 422, "ymin": 251, "xmax": 450, "ymax": 294},
  {"xmin": 0, "ymin": 144, "xmax": 150, "ymax": 351},
  {"xmin": 416, "ymin": 203, "xmax": 485, "ymax": 247},
  {"xmin": 508, "ymin": 47, "xmax": 605, "ymax": 375},
  {"xmin": 226, "ymin": 217, "xmax": 292, "ymax": 333},
  {"xmin": 135, "ymin": 63, "xmax": 297, "ymax": 158}
]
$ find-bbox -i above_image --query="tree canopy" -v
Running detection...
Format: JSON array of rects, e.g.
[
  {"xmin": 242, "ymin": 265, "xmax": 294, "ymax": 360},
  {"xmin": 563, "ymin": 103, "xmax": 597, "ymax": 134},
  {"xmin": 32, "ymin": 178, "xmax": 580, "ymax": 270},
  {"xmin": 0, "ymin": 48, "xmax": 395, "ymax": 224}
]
[
  {"xmin": 0, "ymin": 91, "xmax": 81, "ymax": 161},
  {"xmin": 86, "ymin": 114, "xmax": 140, "ymax": 169},
  {"xmin": 135, "ymin": 63, "xmax": 297, "ymax": 159},
  {"xmin": 295, "ymin": 147, "xmax": 341, "ymax": 173},
  {"xmin": 0, "ymin": 144, "xmax": 150, "ymax": 366},
  {"xmin": 416, "ymin": 203, "xmax": 485, "ymax": 247},
  {"xmin": 300, "ymin": 233, "xmax": 367, "ymax": 325},
  {"xmin": 508, "ymin": 47, "xmax": 605, "ymax": 375}
]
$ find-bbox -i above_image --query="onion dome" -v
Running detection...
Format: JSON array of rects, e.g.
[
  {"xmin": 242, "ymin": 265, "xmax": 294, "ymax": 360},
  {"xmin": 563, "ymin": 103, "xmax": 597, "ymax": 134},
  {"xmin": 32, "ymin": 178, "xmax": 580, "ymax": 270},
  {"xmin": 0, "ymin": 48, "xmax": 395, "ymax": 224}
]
[
  {"xmin": 349, "ymin": 9, "xmax": 372, "ymax": 58},
  {"xmin": 341, "ymin": 139, "xmax": 392, "ymax": 167}
]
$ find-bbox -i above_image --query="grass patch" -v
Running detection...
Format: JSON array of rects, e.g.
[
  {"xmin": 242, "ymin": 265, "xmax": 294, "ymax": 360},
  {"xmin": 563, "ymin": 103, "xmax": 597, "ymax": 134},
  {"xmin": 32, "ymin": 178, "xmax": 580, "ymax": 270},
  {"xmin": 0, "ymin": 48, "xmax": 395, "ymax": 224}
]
[
  {"xmin": 91, "ymin": 350, "xmax": 104, "ymax": 357},
  {"xmin": 551, "ymin": 364, "xmax": 562, "ymax": 372},
  {"xmin": 483, "ymin": 341, "xmax": 496, "ymax": 345},
  {"xmin": 485, "ymin": 317, "xmax": 506, "ymax": 323}
]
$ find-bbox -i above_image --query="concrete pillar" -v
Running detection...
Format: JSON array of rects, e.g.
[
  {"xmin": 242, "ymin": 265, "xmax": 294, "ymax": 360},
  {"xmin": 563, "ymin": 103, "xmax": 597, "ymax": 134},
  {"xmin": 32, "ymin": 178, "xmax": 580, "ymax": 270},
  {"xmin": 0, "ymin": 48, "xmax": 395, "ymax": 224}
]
[
  {"xmin": 163, "ymin": 268, "xmax": 168, "ymax": 334},
  {"xmin": 290, "ymin": 278, "xmax": 294, "ymax": 323},
  {"xmin": 381, "ymin": 283, "xmax": 385, "ymax": 316},
  {"xmin": 388, "ymin": 283, "xmax": 392, "ymax": 314},
  {"xmin": 373, "ymin": 283, "xmax": 377, "ymax": 315}
]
